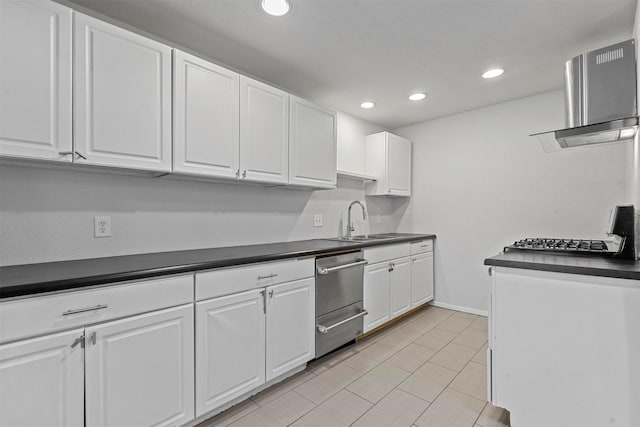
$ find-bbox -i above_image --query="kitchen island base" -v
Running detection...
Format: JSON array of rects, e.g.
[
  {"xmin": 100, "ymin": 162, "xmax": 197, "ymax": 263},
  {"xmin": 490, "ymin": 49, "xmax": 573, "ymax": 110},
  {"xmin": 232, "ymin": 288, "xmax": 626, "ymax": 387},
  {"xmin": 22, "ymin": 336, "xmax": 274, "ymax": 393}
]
[{"xmin": 489, "ymin": 267, "xmax": 640, "ymax": 427}]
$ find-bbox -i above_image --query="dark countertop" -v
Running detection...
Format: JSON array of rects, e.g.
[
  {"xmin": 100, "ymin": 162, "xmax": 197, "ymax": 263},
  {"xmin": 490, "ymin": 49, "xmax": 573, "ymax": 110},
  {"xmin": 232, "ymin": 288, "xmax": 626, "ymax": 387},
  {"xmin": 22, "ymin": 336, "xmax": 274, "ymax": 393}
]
[
  {"xmin": 484, "ymin": 250, "xmax": 640, "ymax": 281},
  {"xmin": 0, "ymin": 233, "xmax": 435, "ymax": 299}
]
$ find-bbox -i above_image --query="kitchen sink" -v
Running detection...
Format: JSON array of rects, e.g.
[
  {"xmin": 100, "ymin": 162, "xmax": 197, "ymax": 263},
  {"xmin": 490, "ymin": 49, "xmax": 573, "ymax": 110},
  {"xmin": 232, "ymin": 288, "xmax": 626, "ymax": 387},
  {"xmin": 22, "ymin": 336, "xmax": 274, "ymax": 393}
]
[{"xmin": 326, "ymin": 234, "xmax": 400, "ymax": 242}]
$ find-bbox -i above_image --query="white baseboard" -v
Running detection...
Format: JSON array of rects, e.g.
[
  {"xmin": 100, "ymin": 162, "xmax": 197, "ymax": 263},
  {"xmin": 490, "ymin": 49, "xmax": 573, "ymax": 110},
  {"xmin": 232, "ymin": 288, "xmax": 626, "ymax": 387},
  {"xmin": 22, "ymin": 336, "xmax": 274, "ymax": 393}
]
[{"xmin": 431, "ymin": 301, "xmax": 488, "ymax": 317}]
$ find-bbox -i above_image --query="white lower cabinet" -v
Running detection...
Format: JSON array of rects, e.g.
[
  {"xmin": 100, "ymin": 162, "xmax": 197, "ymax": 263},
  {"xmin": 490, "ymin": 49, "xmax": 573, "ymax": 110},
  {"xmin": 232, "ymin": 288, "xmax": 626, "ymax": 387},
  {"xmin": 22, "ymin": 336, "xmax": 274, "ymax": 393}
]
[
  {"xmin": 490, "ymin": 268, "xmax": 640, "ymax": 427},
  {"xmin": 364, "ymin": 241, "xmax": 434, "ymax": 333},
  {"xmin": 86, "ymin": 304, "xmax": 195, "ymax": 427},
  {"xmin": 364, "ymin": 243, "xmax": 412, "ymax": 333},
  {"xmin": 0, "ymin": 274, "xmax": 195, "ymax": 427},
  {"xmin": 265, "ymin": 278, "xmax": 315, "ymax": 382},
  {"xmin": 389, "ymin": 257, "xmax": 411, "ymax": 317},
  {"xmin": 410, "ymin": 250, "xmax": 434, "ymax": 308},
  {"xmin": 195, "ymin": 289, "xmax": 266, "ymax": 417},
  {"xmin": 364, "ymin": 256, "xmax": 411, "ymax": 333},
  {"xmin": 0, "ymin": 328, "xmax": 84, "ymax": 427},
  {"xmin": 364, "ymin": 262, "xmax": 391, "ymax": 332},
  {"xmin": 195, "ymin": 264, "xmax": 315, "ymax": 417}
]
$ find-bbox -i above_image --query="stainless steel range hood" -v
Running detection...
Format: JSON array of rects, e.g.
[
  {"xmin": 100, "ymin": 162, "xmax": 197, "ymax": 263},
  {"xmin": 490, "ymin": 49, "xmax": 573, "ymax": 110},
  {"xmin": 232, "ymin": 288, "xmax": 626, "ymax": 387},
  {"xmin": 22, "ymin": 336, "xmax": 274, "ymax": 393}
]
[{"xmin": 533, "ymin": 39, "xmax": 638, "ymax": 152}]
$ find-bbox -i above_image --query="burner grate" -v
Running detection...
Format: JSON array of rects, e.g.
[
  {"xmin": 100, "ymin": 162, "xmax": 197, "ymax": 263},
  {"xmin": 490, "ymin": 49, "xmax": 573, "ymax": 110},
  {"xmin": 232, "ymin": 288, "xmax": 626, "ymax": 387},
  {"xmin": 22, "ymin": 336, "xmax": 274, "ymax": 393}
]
[{"xmin": 505, "ymin": 238, "xmax": 617, "ymax": 254}]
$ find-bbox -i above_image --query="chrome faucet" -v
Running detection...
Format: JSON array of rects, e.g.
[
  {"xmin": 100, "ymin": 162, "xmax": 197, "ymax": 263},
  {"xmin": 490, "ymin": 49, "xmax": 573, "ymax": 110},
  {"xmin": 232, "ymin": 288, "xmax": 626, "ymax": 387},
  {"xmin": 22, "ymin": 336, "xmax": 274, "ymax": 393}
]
[{"xmin": 346, "ymin": 201, "xmax": 367, "ymax": 240}]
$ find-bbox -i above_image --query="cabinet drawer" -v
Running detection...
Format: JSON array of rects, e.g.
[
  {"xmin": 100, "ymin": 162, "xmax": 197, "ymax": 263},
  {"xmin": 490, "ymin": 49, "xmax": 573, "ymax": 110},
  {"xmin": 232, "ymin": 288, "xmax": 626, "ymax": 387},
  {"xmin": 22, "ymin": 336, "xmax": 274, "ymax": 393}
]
[
  {"xmin": 411, "ymin": 239, "xmax": 433, "ymax": 254},
  {"xmin": 364, "ymin": 243, "xmax": 410, "ymax": 265},
  {"xmin": 196, "ymin": 258, "xmax": 314, "ymax": 301},
  {"xmin": 0, "ymin": 274, "xmax": 194, "ymax": 344}
]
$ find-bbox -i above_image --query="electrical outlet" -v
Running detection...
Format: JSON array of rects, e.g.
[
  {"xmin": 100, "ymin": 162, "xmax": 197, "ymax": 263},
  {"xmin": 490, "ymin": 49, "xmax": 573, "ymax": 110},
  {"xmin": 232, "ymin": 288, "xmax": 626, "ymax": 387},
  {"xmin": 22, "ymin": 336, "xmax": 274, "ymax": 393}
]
[
  {"xmin": 94, "ymin": 216, "xmax": 111, "ymax": 238},
  {"xmin": 376, "ymin": 214, "xmax": 383, "ymax": 224},
  {"xmin": 313, "ymin": 214, "xmax": 323, "ymax": 227}
]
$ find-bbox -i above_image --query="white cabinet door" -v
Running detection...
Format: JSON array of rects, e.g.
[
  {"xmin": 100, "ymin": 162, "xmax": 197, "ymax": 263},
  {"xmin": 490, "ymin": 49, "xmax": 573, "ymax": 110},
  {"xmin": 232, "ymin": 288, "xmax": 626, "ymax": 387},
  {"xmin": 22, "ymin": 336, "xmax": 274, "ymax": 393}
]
[
  {"xmin": 85, "ymin": 305, "xmax": 194, "ymax": 427},
  {"xmin": 266, "ymin": 277, "xmax": 315, "ymax": 382},
  {"xmin": 289, "ymin": 96, "xmax": 337, "ymax": 188},
  {"xmin": 240, "ymin": 76, "xmax": 289, "ymax": 184},
  {"xmin": 74, "ymin": 13, "xmax": 172, "ymax": 172},
  {"xmin": 363, "ymin": 262, "xmax": 390, "ymax": 333},
  {"xmin": 410, "ymin": 252, "xmax": 434, "ymax": 308},
  {"xmin": 0, "ymin": 328, "xmax": 84, "ymax": 427},
  {"xmin": 387, "ymin": 134, "xmax": 412, "ymax": 195},
  {"xmin": 0, "ymin": 0, "xmax": 72, "ymax": 162},
  {"xmin": 389, "ymin": 257, "xmax": 411, "ymax": 317},
  {"xmin": 173, "ymin": 50, "xmax": 239, "ymax": 178},
  {"xmin": 365, "ymin": 132, "xmax": 412, "ymax": 196},
  {"xmin": 196, "ymin": 289, "xmax": 265, "ymax": 416}
]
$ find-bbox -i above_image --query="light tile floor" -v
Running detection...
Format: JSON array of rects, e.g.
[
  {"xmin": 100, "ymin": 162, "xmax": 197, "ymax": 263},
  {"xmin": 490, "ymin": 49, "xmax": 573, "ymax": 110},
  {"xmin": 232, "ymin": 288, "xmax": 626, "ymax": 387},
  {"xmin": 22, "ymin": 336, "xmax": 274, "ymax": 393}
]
[{"xmin": 197, "ymin": 305, "xmax": 510, "ymax": 427}]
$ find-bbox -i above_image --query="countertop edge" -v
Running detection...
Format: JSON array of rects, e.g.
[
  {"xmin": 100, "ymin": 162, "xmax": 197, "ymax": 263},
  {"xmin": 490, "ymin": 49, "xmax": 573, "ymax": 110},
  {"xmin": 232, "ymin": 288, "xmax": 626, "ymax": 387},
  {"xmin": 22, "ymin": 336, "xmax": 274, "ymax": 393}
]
[
  {"xmin": 484, "ymin": 255, "xmax": 640, "ymax": 281},
  {"xmin": 0, "ymin": 234, "xmax": 436, "ymax": 299}
]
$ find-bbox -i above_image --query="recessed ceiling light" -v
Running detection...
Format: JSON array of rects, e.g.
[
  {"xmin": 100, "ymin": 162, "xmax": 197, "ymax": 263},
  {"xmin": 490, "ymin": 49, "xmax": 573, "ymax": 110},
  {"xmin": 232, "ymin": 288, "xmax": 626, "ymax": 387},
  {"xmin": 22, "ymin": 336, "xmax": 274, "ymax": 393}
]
[
  {"xmin": 482, "ymin": 68, "xmax": 504, "ymax": 79},
  {"xmin": 409, "ymin": 93, "xmax": 426, "ymax": 101},
  {"xmin": 361, "ymin": 101, "xmax": 375, "ymax": 109},
  {"xmin": 262, "ymin": 0, "xmax": 290, "ymax": 16}
]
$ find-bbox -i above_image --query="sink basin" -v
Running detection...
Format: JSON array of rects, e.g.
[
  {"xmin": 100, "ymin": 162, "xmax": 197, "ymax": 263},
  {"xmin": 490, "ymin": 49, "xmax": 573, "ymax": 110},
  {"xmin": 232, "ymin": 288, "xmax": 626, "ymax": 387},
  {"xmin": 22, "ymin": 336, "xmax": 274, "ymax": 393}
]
[{"xmin": 326, "ymin": 234, "xmax": 397, "ymax": 242}]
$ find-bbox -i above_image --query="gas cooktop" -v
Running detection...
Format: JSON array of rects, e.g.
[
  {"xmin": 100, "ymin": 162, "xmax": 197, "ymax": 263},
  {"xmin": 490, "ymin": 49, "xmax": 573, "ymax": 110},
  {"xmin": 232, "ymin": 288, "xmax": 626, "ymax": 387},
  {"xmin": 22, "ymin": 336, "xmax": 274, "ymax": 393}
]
[{"xmin": 504, "ymin": 237, "xmax": 625, "ymax": 256}]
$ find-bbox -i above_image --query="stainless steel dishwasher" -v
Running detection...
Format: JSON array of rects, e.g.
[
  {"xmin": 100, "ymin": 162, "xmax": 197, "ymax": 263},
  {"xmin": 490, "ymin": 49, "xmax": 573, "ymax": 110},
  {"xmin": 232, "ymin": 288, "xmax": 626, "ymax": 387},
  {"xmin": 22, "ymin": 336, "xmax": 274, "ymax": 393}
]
[{"xmin": 315, "ymin": 250, "xmax": 368, "ymax": 358}]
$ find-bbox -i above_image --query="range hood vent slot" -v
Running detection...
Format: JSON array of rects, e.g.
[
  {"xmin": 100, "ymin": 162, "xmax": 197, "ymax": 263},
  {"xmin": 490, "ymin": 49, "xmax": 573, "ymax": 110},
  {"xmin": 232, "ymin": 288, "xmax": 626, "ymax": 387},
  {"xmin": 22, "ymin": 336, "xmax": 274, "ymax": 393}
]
[{"xmin": 596, "ymin": 47, "xmax": 624, "ymax": 65}]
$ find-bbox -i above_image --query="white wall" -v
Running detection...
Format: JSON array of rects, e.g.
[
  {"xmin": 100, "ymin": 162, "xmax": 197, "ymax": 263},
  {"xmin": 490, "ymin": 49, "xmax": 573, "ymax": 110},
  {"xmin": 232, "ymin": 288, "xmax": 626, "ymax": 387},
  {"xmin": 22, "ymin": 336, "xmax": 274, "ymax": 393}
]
[
  {"xmin": 394, "ymin": 90, "xmax": 631, "ymax": 313},
  {"xmin": 336, "ymin": 112, "xmax": 385, "ymax": 174},
  {"xmin": 0, "ymin": 113, "xmax": 395, "ymax": 266}
]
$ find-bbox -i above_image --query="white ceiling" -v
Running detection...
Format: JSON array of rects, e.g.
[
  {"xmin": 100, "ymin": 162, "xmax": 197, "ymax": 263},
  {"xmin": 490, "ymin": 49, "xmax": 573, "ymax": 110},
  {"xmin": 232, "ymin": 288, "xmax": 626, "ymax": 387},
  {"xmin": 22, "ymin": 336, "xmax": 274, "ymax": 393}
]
[{"xmin": 65, "ymin": 0, "xmax": 637, "ymax": 129}]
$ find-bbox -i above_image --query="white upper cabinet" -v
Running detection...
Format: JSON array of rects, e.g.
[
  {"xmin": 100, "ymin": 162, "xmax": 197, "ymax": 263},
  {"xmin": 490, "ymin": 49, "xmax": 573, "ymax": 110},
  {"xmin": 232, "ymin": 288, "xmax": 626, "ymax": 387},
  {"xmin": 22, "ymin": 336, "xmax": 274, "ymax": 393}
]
[
  {"xmin": 173, "ymin": 50, "xmax": 240, "ymax": 178},
  {"xmin": 240, "ymin": 76, "xmax": 289, "ymax": 184},
  {"xmin": 365, "ymin": 132, "xmax": 412, "ymax": 196},
  {"xmin": 0, "ymin": 0, "xmax": 72, "ymax": 161},
  {"xmin": 289, "ymin": 96, "xmax": 337, "ymax": 188},
  {"xmin": 74, "ymin": 12, "xmax": 172, "ymax": 172}
]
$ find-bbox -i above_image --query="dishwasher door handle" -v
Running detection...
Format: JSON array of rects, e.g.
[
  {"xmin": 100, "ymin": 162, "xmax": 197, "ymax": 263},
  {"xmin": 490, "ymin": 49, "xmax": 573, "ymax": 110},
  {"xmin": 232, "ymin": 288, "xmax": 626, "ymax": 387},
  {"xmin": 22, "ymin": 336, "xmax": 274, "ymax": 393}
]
[
  {"xmin": 316, "ymin": 259, "xmax": 368, "ymax": 275},
  {"xmin": 316, "ymin": 310, "xmax": 368, "ymax": 334}
]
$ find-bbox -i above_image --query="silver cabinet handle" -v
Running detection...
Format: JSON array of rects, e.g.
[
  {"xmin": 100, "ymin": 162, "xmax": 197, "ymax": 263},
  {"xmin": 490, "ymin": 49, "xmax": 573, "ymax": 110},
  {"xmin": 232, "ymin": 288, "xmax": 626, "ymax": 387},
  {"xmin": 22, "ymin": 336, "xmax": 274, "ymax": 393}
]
[
  {"xmin": 317, "ymin": 259, "xmax": 368, "ymax": 275},
  {"xmin": 62, "ymin": 304, "xmax": 108, "ymax": 316},
  {"xmin": 269, "ymin": 290, "xmax": 274, "ymax": 298},
  {"xmin": 58, "ymin": 151, "xmax": 86, "ymax": 160},
  {"xmin": 420, "ymin": 244, "xmax": 430, "ymax": 248},
  {"xmin": 242, "ymin": 170, "xmax": 247, "ymax": 178},
  {"xmin": 235, "ymin": 169, "xmax": 240, "ymax": 178},
  {"xmin": 70, "ymin": 335, "xmax": 85, "ymax": 349},
  {"xmin": 258, "ymin": 273, "xmax": 278, "ymax": 280},
  {"xmin": 89, "ymin": 332, "xmax": 96, "ymax": 346},
  {"xmin": 316, "ymin": 310, "xmax": 368, "ymax": 334},
  {"xmin": 260, "ymin": 289, "xmax": 266, "ymax": 313}
]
